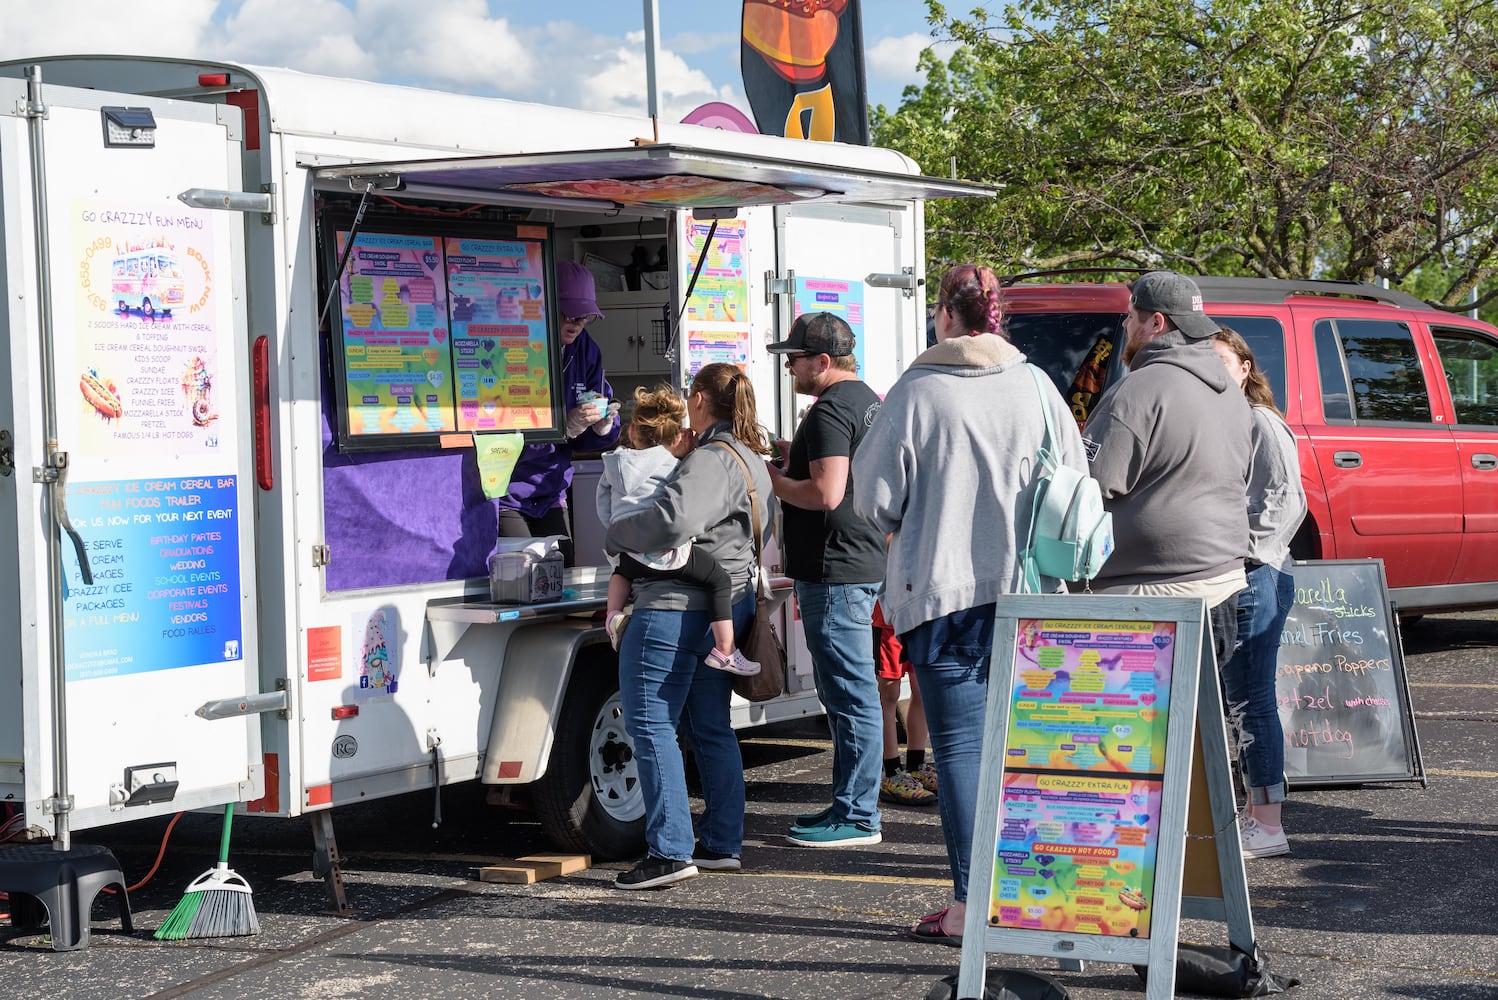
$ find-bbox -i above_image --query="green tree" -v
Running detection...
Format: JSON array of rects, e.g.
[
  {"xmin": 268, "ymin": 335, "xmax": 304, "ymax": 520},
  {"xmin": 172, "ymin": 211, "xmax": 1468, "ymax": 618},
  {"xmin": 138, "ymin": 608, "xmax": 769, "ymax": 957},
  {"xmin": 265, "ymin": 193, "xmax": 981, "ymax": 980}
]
[{"xmin": 874, "ymin": 0, "xmax": 1498, "ymax": 311}]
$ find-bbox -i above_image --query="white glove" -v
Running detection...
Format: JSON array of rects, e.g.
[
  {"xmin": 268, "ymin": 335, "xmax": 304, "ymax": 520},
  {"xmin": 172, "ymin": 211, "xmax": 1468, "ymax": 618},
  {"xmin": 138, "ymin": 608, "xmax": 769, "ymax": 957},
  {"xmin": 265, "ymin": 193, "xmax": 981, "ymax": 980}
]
[
  {"xmin": 565, "ymin": 402, "xmax": 602, "ymax": 438},
  {"xmin": 592, "ymin": 401, "xmax": 621, "ymax": 434}
]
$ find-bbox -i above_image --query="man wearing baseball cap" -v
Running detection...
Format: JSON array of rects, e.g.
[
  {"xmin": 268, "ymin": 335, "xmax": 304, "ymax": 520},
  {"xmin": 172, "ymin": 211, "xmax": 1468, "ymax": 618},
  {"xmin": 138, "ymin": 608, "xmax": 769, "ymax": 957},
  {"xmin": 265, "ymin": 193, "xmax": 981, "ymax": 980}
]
[
  {"xmin": 765, "ymin": 312, "xmax": 887, "ymax": 848},
  {"xmin": 1082, "ymin": 270, "xmax": 1253, "ymax": 665}
]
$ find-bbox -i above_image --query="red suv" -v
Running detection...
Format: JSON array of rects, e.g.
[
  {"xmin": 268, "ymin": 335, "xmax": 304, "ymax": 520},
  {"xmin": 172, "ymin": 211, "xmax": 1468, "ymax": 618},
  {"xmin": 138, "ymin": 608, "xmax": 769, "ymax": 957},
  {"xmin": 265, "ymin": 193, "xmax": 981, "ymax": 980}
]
[{"xmin": 1000, "ymin": 275, "xmax": 1498, "ymax": 614}]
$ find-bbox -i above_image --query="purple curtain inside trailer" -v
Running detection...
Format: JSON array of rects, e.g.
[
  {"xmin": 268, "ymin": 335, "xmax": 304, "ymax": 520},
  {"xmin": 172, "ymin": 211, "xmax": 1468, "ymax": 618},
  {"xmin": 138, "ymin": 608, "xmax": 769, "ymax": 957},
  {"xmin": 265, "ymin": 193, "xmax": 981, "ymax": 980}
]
[{"xmin": 320, "ymin": 357, "xmax": 498, "ymax": 591}]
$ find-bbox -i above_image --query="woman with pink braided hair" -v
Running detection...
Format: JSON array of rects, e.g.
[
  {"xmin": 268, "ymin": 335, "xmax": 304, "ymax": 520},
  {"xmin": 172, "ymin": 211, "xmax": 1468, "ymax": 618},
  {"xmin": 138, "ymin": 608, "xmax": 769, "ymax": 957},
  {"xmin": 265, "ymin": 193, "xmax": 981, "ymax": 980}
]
[{"xmin": 853, "ymin": 263, "xmax": 1088, "ymax": 944}]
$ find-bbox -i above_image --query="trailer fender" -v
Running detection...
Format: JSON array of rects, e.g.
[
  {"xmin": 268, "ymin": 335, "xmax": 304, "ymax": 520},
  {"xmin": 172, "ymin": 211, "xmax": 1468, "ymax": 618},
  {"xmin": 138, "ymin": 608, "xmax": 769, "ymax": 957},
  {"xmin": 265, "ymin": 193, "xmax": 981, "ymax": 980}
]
[{"xmin": 479, "ymin": 619, "xmax": 606, "ymax": 784}]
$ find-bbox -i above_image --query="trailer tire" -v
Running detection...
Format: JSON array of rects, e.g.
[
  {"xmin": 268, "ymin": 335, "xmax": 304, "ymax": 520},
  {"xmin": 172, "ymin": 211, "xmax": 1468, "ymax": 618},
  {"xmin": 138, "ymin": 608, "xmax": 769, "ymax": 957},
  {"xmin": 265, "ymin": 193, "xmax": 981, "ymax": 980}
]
[{"xmin": 532, "ymin": 654, "xmax": 645, "ymax": 859}]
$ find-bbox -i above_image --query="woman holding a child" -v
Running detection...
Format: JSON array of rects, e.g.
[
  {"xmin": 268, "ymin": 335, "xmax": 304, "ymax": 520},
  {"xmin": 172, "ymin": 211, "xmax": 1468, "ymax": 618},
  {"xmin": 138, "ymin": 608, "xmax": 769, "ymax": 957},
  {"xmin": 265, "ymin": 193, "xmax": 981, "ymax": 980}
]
[{"xmin": 604, "ymin": 362, "xmax": 775, "ymax": 890}]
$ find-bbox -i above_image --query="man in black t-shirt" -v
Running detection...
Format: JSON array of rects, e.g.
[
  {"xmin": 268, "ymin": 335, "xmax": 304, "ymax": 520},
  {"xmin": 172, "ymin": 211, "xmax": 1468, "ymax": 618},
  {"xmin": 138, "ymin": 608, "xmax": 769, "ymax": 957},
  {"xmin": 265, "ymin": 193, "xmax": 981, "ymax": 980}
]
[{"xmin": 767, "ymin": 312, "xmax": 886, "ymax": 848}]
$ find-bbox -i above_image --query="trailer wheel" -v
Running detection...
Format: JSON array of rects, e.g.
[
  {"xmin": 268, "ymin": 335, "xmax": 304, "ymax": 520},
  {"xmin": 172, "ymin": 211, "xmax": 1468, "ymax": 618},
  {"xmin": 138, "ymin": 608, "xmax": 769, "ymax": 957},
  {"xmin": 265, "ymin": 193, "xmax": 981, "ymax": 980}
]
[{"xmin": 532, "ymin": 655, "xmax": 644, "ymax": 859}]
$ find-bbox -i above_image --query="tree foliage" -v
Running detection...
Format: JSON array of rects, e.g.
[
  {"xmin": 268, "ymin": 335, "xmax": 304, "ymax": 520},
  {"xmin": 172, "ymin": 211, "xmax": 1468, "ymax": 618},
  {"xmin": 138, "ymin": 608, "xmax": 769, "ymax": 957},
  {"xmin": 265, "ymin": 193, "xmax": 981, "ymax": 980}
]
[{"xmin": 872, "ymin": 0, "xmax": 1498, "ymax": 311}]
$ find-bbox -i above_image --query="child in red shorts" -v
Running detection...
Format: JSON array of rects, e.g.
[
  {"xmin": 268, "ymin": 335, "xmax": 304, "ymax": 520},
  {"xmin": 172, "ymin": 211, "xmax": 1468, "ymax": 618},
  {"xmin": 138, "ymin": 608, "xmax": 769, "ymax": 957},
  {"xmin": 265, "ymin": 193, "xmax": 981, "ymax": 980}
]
[{"xmin": 875, "ymin": 600, "xmax": 937, "ymax": 805}]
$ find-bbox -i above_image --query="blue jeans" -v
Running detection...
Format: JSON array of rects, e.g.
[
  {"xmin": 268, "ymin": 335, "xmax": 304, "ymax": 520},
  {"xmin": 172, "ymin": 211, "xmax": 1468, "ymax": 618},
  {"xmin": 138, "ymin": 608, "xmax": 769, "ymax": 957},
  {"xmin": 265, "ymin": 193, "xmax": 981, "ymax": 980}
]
[
  {"xmin": 795, "ymin": 581, "xmax": 882, "ymax": 829},
  {"xmin": 617, "ymin": 595, "xmax": 755, "ymax": 860},
  {"xmin": 903, "ymin": 604, "xmax": 996, "ymax": 903},
  {"xmin": 1221, "ymin": 564, "xmax": 1291, "ymax": 804}
]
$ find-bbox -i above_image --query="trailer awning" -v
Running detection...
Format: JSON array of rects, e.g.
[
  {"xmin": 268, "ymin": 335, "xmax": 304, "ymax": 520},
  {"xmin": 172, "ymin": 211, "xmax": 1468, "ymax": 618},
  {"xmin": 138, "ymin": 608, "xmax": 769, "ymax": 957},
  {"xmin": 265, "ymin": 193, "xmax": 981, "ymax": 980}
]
[{"xmin": 310, "ymin": 143, "xmax": 993, "ymax": 212}]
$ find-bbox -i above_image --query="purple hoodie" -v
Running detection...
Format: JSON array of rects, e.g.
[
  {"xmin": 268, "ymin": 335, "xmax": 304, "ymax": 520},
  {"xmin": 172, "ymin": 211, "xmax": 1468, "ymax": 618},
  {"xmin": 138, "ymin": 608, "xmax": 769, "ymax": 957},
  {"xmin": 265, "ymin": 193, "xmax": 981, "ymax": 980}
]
[{"xmin": 497, "ymin": 328, "xmax": 620, "ymax": 515}]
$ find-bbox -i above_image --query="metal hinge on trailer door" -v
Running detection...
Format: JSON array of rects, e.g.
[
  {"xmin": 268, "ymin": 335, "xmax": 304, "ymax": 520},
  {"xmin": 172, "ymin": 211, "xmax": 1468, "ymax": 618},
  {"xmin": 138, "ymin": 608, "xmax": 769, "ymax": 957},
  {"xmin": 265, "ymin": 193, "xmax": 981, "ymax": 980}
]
[
  {"xmin": 312, "ymin": 544, "xmax": 331, "ymax": 568},
  {"xmin": 764, "ymin": 269, "xmax": 796, "ymax": 305}
]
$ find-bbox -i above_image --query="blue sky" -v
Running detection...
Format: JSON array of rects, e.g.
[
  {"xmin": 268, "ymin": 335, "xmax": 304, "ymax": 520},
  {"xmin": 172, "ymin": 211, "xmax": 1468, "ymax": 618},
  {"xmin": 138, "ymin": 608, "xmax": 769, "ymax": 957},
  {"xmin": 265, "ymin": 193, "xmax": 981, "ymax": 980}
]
[{"xmin": 2, "ymin": 1, "xmax": 963, "ymax": 122}]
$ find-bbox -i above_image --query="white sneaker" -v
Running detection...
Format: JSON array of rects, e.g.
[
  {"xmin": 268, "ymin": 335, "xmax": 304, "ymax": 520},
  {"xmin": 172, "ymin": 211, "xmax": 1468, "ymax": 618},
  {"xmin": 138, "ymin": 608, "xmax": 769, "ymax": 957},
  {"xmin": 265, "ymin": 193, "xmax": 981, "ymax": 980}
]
[
  {"xmin": 605, "ymin": 611, "xmax": 629, "ymax": 652},
  {"xmin": 705, "ymin": 647, "xmax": 760, "ymax": 676},
  {"xmin": 1239, "ymin": 817, "xmax": 1290, "ymax": 859}
]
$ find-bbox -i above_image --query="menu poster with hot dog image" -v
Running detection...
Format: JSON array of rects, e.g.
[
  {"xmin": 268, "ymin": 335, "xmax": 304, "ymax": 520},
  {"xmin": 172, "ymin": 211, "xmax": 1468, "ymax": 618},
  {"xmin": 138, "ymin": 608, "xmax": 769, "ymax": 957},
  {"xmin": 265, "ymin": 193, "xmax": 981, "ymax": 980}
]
[
  {"xmin": 69, "ymin": 201, "xmax": 226, "ymax": 462},
  {"xmin": 336, "ymin": 231, "xmax": 455, "ymax": 435},
  {"xmin": 445, "ymin": 238, "xmax": 554, "ymax": 431},
  {"xmin": 1007, "ymin": 619, "xmax": 1175, "ymax": 773},
  {"xmin": 992, "ymin": 773, "xmax": 1163, "ymax": 938}
]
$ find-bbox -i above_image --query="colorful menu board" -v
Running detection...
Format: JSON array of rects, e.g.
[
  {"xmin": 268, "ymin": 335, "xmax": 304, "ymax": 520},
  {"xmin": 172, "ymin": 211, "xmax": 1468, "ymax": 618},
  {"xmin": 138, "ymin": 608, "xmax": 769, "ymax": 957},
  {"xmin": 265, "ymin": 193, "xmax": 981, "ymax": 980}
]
[
  {"xmin": 989, "ymin": 617, "xmax": 1177, "ymax": 938},
  {"xmin": 680, "ymin": 213, "xmax": 752, "ymax": 379},
  {"xmin": 445, "ymin": 238, "xmax": 553, "ymax": 431},
  {"xmin": 331, "ymin": 226, "xmax": 557, "ymax": 446},
  {"xmin": 61, "ymin": 199, "xmax": 245, "ymax": 681},
  {"xmin": 336, "ymin": 232, "xmax": 455, "ymax": 436}
]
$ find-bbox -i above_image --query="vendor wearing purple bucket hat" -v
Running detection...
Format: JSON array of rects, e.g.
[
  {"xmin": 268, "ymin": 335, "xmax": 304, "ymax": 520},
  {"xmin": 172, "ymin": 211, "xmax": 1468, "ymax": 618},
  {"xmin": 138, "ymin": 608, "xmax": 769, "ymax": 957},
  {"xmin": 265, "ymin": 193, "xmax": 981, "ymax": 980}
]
[{"xmin": 499, "ymin": 259, "xmax": 622, "ymax": 564}]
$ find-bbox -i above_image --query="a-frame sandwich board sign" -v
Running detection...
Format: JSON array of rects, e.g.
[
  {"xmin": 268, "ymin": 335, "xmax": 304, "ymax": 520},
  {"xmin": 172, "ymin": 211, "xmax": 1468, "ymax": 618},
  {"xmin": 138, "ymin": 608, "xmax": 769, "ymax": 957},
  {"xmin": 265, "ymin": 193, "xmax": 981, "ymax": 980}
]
[{"xmin": 955, "ymin": 594, "xmax": 1255, "ymax": 1000}]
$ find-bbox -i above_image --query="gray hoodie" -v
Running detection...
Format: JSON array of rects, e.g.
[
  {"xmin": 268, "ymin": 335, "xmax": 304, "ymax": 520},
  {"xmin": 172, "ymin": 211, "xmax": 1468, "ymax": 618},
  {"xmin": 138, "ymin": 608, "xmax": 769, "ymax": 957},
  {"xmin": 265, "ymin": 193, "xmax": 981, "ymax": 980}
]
[
  {"xmin": 604, "ymin": 423, "xmax": 774, "ymax": 612},
  {"xmin": 1247, "ymin": 405, "xmax": 1306, "ymax": 572},
  {"xmin": 596, "ymin": 445, "xmax": 691, "ymax": 570},
  {"xmin": 1082, "ymin": 331, "xmax": 1252, "ymax": 587},
  {"xmin": 852, "ymin": 334, "xmax": 1088, "ymax": 638}
]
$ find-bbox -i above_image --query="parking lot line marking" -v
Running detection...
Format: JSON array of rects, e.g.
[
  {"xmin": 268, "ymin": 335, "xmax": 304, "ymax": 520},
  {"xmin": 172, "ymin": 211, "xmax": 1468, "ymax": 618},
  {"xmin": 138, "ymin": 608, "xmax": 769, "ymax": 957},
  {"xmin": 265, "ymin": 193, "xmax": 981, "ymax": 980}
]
[
  {"xmin": 744, "ymin": 871, "xmax": 951, "ymax": 887},
  {"xmin": 1425, "ymin": 768, "xmax": 1498, "ymax": 779},
  {"xmin": 1410, "ymin": 682, "xmax": 1498, "ymax": 689},
  {"xmin": 741, "ymin": 737, "xmax": 834, "ymax": 750}
]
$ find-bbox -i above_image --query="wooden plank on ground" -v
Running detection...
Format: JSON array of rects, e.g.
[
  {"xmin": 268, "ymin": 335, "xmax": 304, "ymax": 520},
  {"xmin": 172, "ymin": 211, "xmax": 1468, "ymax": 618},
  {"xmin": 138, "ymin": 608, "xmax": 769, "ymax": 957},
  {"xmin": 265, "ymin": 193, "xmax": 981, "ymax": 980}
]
[{"xmin": 478, "ymin": 853, "xmax": 591, "ymax": 884}]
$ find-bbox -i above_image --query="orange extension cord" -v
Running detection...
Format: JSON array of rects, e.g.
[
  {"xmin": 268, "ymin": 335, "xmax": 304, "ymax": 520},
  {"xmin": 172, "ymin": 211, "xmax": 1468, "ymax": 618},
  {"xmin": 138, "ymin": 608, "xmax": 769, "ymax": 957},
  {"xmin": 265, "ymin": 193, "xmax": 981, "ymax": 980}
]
[{"xmin": 0, "ymin": 811, "xmax": 185, "ymax": 919}]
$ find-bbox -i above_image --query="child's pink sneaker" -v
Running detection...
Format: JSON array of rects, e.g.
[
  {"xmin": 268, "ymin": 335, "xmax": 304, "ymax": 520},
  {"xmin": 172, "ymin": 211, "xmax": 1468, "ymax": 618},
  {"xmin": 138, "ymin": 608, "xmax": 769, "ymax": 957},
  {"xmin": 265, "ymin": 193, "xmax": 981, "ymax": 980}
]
[{"xmin": 705, "ymin": 647, "xmax": 760, "ymax": 676}]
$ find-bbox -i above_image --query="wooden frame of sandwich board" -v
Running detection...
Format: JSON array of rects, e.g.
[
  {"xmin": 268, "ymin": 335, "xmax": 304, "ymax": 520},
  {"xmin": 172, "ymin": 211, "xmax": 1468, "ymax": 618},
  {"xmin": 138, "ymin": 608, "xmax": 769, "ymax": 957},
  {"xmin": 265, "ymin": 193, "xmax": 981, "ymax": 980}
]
[{"xmin": 956, "ymin": 594, "xmax": 1255, "ymax": 1000}]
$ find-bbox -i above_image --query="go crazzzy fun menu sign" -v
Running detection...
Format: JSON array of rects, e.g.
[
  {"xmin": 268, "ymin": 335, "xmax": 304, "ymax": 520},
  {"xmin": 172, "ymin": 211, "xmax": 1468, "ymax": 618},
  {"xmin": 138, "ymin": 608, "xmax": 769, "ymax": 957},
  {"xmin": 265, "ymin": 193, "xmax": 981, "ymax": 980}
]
[
  {"xmin": 989, "ymin": 614, "xmax": 1179, "ymax": 937},
  {"xmin": 958, "ymin": 592, "xmax": 1240, "ymax": 999},
  {"xmin": 960, "ymin": 595, "xmax": 1208, "ymax": 1000}
]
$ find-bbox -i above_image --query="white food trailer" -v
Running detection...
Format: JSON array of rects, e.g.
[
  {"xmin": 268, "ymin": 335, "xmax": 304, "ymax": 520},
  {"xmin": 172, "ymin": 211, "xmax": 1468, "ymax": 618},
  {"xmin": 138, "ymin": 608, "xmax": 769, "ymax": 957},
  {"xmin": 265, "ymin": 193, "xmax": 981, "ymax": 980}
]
[{"xmin": 0, "ymin": 56, "xmax": 989, "ymax": 906}]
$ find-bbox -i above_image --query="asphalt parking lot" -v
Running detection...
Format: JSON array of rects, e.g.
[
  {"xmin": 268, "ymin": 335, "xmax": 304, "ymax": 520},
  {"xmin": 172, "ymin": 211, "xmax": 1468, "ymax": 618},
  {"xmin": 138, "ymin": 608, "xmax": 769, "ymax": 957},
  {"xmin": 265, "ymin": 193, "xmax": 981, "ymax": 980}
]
[{"xmin": 2, "ymin": 611, "xmax": 1497, "ymax": 999}]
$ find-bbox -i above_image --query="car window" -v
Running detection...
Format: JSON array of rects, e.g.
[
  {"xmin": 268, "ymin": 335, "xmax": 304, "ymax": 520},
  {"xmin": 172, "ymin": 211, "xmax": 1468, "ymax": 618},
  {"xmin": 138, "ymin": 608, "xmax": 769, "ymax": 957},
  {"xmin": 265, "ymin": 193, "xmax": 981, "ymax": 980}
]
[
  {"xmin": 1314, "ymin": 318, "xmax": 1434, "ymax": 423},
  {"xmin": 1430, "ymin": 327, "xmax": 1498, "ymax": 427},
  {"xmin": 1003, "ymin": 312, "xmax": 1120, "ymax": 427},
  {"xmin": 1209, "ymin": 315, "xmax": 1287, "ymax": 413}
]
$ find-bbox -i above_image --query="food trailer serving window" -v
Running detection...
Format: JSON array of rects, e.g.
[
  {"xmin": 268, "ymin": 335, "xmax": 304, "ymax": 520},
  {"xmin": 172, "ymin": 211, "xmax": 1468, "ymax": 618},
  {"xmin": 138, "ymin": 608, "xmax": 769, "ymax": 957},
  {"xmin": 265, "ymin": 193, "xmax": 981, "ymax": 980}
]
[{"xmin": 319, "ymin": 209, "xmax": 561, "ymax": 451}]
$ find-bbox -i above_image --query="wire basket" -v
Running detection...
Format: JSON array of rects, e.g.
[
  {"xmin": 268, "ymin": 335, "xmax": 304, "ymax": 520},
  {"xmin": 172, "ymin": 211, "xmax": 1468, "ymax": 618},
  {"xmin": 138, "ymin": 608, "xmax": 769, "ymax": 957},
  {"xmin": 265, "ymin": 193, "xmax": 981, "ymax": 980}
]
[{"xmin": 652, "ymin": 305, "xmax": 671, "ymax": 355}]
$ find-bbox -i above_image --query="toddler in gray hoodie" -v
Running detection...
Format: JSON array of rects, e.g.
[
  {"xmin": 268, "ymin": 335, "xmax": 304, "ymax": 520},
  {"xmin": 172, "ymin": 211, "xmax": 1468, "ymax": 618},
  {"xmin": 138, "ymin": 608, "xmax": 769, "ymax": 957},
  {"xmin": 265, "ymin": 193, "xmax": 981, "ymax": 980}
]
[{"xmin": 596, "ymin": 385, "xmax": 759, "ymax": 676}]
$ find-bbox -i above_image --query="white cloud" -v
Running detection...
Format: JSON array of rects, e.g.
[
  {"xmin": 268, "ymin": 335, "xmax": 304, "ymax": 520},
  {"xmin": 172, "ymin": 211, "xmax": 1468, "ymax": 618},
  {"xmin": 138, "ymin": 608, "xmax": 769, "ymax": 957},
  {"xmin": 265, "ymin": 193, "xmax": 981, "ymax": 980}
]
[
  {"xmin": 665, "ymin": 31, "xmax": 737, "ymax": 56},
  {"xmin": 864, "ymin": 31, "xmax": 936, "ymax": 82},
  {"xmin": 0, "ymin": 0, "xmax": 218, "ymax": 59},
  {"xmin": 206, "ymin": 0, "xmax": 373, "ymax": 77},
  {"xmin": 352, "ymin": 0, "xmax": 536, "ymax": 87},
  {"xmin": 580, "ymin": 31, "xmax": 739, "ymax": 121}
]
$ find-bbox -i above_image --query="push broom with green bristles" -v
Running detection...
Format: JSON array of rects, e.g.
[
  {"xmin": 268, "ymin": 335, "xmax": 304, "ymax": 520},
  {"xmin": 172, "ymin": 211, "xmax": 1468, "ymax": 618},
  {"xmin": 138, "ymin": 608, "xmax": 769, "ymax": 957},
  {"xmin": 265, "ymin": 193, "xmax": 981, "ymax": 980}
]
[{"xmin": 155, "ymin": 803, "xmax": 259, "ymax": 940}]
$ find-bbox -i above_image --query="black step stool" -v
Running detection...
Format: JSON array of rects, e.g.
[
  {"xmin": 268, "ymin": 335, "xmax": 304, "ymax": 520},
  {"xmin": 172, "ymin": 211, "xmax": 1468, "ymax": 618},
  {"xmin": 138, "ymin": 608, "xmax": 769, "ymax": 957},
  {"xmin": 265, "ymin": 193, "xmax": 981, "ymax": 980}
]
[{"xmin": 0, "ymin": 842, "xmax": 133, "ymax": 950}]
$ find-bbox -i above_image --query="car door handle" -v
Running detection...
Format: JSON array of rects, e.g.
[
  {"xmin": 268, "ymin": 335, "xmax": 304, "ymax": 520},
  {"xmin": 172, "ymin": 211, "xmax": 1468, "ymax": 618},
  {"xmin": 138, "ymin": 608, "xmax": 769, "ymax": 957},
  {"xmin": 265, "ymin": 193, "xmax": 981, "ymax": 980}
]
[
  {"xmin": 1333, "ymin": 451, "xmax": 1362, "ymax": 469},
  {"xmin": 1473, "ymin": 453, "xmax": 1498, "ymax": 471}
]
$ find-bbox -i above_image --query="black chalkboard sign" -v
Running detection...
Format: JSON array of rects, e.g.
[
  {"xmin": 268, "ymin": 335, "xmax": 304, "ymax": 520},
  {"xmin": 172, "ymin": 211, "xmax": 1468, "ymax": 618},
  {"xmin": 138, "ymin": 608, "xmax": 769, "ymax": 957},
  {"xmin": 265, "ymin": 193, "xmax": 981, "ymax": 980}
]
[{"xmin": 1274, "ymin": 559, "xmax": 1424, "ymax": 786}]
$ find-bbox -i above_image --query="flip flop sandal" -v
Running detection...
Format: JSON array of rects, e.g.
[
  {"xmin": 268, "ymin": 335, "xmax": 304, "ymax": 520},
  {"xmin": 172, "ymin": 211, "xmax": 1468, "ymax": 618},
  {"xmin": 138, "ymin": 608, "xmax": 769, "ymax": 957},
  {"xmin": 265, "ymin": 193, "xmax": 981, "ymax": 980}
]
[{"xmin": 909, "ymin": 906, "xmax": 962, "ymax": 947}]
